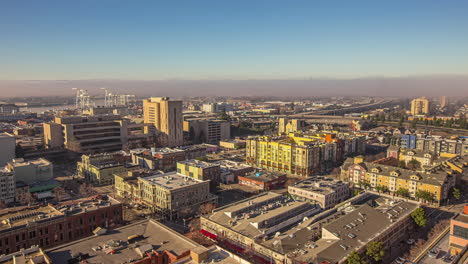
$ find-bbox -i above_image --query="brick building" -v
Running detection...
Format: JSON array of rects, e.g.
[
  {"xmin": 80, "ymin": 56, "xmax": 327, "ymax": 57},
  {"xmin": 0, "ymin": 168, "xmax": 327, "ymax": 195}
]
[
  {"xmin": 238, "ymin": 171, "xmax": 287, "ymax": 191},
  {"xmin": 0, "ymin": 195, "xmax": 122, "ymax": 255}
]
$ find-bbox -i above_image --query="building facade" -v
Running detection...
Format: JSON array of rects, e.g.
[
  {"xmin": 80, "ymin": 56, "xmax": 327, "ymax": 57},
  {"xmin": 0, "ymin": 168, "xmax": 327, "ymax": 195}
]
[
  {"xmin": 238, "ymin": 171, "xmax": 287, "ymax": 191},
  {"xmin": 288, "ymin": 176, "xmax": 350, "ymax": 209},
  {"xmin": 77, "ymin": 153, "xmax": 128, "ymax": 186},
  {"xmin": 115, "ymin": 171, "xmax": 217, "ymax": 219},
  {"xmin": 0, "ymin": 171, "xmax": 16, "ymax": 205},
  {"xmin": 6, "ymin": 158, "xmax": 53, "ymax": 184},
  {"xmin": 0, "ymin": 196, "xmax": 122, "ymax": 255},
  {"xmin": 0, "ymin": 133, "xmax": 15, "ymax": 166},
  {"xmin": 143, "ymin": 97, "xmax": 183, "ymax": 147},
  {"xmin": 184, "ymin": 119, "xmax": 231, "ymax": 144},
  {"xmin": 44, "ymin": 115, "xmax": 129, "ymax": 153},
  {"xmin": 449, "ymin": 212, "xmax": 468, "ymax": 255},
  {"xmin": 177, "ymin": 160, "xmax": 221, "ymax": 188},
  {"xmin": 340, "ymin": 156, "xmax": 458, "ymax": 204},
  {"xmin": 411, "ymin": 97, "xmax": 430, "ymax": 115},
  {"xmin": 246, "ymin": 136, "xmax": 321, "ymax": 177}
]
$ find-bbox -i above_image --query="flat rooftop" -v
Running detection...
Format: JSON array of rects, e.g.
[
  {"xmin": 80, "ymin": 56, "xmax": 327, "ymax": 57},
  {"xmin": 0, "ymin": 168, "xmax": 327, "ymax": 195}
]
[
  {"xmin": 289, "ymin": 176, "xmax": 348, "ymax": 195},
  {"xmin": 205, "ymin": 192, "xmax": 318, "ymax": 238},
  {"xmin": 214, "ymin": 160, "xmax": 253, "ymax": 170},
  {"xmin": 178, "ymin": 159, "xmax": 220, "ymax": 169},
  {"xmin": 140, "ymin": 171, "xmax": 207, "ymax": 190},
  {"xmin": 241, "ymin": 171, "xmax": 286, "ymax": 182},
  {"xmin": 293, "ymin": 200, "xmax": 418, "ymax": 264},
  {"xmin": 454, "ymin": 214, "xmax": 468, "ymax": 223},
  {"xmin": 8, "ymin": 158, "xmax": 51, "ymax": 167},
  {"xmin": 0, "ymin": 196, "xmax": 121, "ymax": 232},
  {"xmin": 46, "ymin": 220, "xmax": 207, "ymax": 264},
  {"xmin": 0, "ymin": 206, "xmax": 63, "ymax": 232},
  {"xmin": 55, "ymin": 195, "xmax": 121, "ymax": 215},
  {"xmin": 153, "ymin": 147, "xmax": 185, "ymax": 154}
]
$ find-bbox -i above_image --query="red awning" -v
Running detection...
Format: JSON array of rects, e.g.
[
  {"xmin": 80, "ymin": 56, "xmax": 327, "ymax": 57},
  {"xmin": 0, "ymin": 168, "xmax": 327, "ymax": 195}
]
[{"xmin": 200, "ymin": 229, "xmax": 218, "ymax": 239}]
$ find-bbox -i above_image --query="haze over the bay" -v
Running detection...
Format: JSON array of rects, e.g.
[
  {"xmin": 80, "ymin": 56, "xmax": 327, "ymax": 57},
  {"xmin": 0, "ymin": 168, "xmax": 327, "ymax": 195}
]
[{"xmin": 0, "ymin": 75, "xmax": 467, "ymax": 98}]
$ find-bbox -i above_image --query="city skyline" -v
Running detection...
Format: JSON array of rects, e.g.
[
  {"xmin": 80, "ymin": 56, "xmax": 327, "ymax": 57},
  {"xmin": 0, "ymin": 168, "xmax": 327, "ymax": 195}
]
[{"xmin": 1, "ymin": 0, "xmax": 468, "ymax": 81}]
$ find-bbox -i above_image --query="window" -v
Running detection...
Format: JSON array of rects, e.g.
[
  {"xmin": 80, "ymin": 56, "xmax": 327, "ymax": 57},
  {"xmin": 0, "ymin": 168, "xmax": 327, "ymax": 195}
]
[{"xmin": 453, "ymin": 225, "xmax": 468, "ymax": 240}]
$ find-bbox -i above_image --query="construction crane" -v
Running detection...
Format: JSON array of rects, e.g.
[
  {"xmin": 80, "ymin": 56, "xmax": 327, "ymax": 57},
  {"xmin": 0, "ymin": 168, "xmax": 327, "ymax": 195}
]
[
  {"xmin": 72, "ymin": 88, "xmax": 95, "ymax": 109},
  {"xmin": 100, "ymin": 88, "xmax": 135, "ymax": 107}
]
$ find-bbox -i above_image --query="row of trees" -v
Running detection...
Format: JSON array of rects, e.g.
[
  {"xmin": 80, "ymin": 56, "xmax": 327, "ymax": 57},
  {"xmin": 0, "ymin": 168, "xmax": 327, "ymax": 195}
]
[
  {"xmin": 347, "ymin": 241, "xmax": 385, "ymax": 264},
  {"xmin": 367, "ymin": 111, "xmax": 468, "ymax": 129}
]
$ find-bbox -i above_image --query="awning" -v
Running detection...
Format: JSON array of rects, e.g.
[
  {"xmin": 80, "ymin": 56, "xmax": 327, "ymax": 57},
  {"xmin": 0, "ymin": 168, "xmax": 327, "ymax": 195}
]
[{"xmin": 200, "ymin": 229, "xmax": 218, "ymax": 240}]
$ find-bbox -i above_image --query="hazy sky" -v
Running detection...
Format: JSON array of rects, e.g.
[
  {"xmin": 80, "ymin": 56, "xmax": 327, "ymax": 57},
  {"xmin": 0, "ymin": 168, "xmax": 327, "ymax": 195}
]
[{"xmin": 1, "ymin": 1, "xmax": 468, "ymax": 80}]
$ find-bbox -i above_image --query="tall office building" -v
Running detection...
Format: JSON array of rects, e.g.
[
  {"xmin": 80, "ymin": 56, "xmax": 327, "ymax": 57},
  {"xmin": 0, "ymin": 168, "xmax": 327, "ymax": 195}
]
[
  {"xmin": 410, "ymin": 97, "xmax": 430, "ymax": 115},
  {"xmin": 143, "ymin": 97, "xmax": 183, "ymax": 147},
  {"xmin": 440, "ymin": 96, "xmax": 448, "ymax": 108},
  {"xmin": 0, "ymin": 133, "xmax": 15, "ymax": 166}
]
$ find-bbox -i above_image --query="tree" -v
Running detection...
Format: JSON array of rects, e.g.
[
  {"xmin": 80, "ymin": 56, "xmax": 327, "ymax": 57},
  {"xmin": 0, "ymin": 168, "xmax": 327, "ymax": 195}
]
[
  {"xmin": 79, "ymin": 183, "xmax": 95, "ymax": 197},
  {"xmin": 199, "ymin": 203, "xmax": 216, "ymax": 215},
  {"xmin": 397, "ymin": 160, "xmax": 406, "ymax": 169},
  {"xmin": 219, "ymin": 109, "xmax": 231, "ymax": 121},
  {"xmin": 375, "ymin": 185, "xmax": 388, "ymax": 193},
  {"xmin": 407, "ymin": 159, "xmax": 421, "ymax": 170},
  {"xmin": 452, "ymin": 188, "xmax": 461, "ymax": 200},
  {"xmin": 366, "ymin": 241, "xmax": 385, "ymax": 262},
  {"xmin": 21, "ymin": 192, "xmax": 35, "ymax": 205},
  {"xmin": 415, "ymin": 190, "xmax": 434, "ymax": 203},
  {"xmin": 358, "ymin": 181, "xmax": 371, "ymax": 190},
  {"xmin": 347, "ymin": 250, "xmax": 365, "ymax": 264},
  {"xmin": 395, "ymin": 187, "xmax": 410, "ymax": 197},
  {"xmin": 54, "ymin": 186, "xmax": 66, "ymax": 202},
  {"xmin": 195, "ymin": 156, "xmax": 209, "ymax": 162},
  {"xmin": 284, "ymin": 177, "xmax": 300, "ymax": 188},
  {"xmin": 411, "ymin": 207, "xmax": 427, "ymax": 227}
]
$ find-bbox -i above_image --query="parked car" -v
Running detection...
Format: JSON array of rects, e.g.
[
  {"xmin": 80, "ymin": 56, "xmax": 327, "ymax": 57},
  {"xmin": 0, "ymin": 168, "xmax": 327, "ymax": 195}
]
[
  {"xmin": 395, "ymin": 257, "xmax": 406, "ymax": 264},
  {"xmin": 442, "ymin": 253, "xmax": 455, "ymax": 263},
  {"xmin": 406, "ymin": 239, "xmax": 415, "ymax": 245},
  {"xmin": 428, "ymin": 247, "xmax": 440, "ymax": 258}
]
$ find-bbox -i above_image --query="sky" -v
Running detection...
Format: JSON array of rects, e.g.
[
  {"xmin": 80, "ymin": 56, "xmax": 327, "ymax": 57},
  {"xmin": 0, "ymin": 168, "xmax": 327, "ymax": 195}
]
[{"xmin": 1, "ymin": 0, "xmax": 468, "ymax": 81}]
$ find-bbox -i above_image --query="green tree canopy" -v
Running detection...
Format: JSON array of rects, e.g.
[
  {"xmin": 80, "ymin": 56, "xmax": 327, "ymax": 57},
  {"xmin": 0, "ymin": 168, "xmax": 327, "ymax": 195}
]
[
  {"xmin": 453, "ymin": 188, "xmax": 461, "ymax": 200},
  {"xmin": 366, "ymin": 241, "xmax": 385, "ymax": 262},
  {"xmin": 347, "ymin": 250, "xmax": 365, "ymax": 264},
  {"xmin": 411, "ymin": 207, "xmax": 427, "ymax": 227},
  {"xmin": 415, "ymin": 190, "xmax": 434, "ymax": 202},
  {"xmin": 395, "ymin": 187, "xmax": 410, "ymax": 197}
]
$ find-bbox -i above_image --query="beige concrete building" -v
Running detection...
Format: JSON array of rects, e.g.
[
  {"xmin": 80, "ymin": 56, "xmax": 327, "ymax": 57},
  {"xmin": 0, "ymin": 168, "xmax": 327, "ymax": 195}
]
[
  {"xmin": 440, "ymin": 96, "xmax": 448, "ymax": 108},
  {"xmin": 43, "ymin": 115, "xmax": 129, "ymax": 153},
  {"xmin": 115, "ymin": 171, "xmax": 217, "ymax": 219},
  {"xmin": 0, "ymin": 133, "xmax": 15, "ymax": 166},
  {"xmin": 219, "ymin": 139, "xmax": 246, "ymax": 149},
  {"xmin": 6, "ymin": 158, "xmax": 53, "ymax": 184},
  {"xmin": 184, "ymin": 118, "xmax": 230, "ymax": 144},
  {"xmin": 143, "ymin": 97, "xmax": 183, "ymax": 147},
  {"xmin": 0, "ymin": 170, "xmax": 16, "ymax": 204},
  {"xmin": 177, "ymin": 160, "xmax": 221, "ymax": 187},
  {"xmin": 288, "ymin": 176, "xmax": 350, "ymax": 209},
  {"xmin": 410, "ymin": 97, "xmax": 430, "ymax": 115},
  {"xmin": 77, "ymin": 153, "xmax": 129, "ymax": 186},
  {"xmin": 278, "ymin": 118, "xmax": 305, "ymax": 134}
]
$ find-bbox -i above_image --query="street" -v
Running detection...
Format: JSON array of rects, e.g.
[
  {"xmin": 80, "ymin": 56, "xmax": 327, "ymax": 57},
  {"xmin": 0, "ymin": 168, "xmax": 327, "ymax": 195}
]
[{"xmin": 418, "ymin": 232, "xmax": 450, "ymax": 264}]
